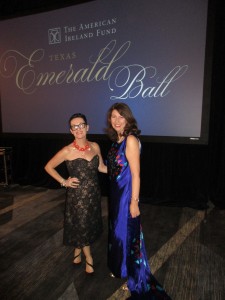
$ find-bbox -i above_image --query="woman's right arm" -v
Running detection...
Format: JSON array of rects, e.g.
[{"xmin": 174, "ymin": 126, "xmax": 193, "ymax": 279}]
[{"xmin": 44, "ymin": 147, "xmax": 68, "ymax": 186}]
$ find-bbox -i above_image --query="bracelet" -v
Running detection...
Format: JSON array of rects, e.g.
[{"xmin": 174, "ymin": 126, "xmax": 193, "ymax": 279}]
[
  {"xmin": 60, "ymin": 179, "xmax": 67, "ymax": 187},
  {"xmin": 131, "ymin": 197, "xmax": 139, "ymax": 202}
]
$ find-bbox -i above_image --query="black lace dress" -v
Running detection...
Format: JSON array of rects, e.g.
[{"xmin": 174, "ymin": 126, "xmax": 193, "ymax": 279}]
[{"xmin": 63, "ymin": 155, "xmax": 103, "ymax": 248}]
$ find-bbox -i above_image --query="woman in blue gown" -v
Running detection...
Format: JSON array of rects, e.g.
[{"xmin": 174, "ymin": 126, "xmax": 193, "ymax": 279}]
[{"xmin": 106, "ymin": 103, "xmax": 171, "ymax": 299}]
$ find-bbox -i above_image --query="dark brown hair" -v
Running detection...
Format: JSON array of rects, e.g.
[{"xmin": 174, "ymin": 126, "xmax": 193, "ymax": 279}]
[
  {"xmin": 68, "ymin": 113, "xmax": 87, "ymax": 128},
  {"xmin": 106, "ymin": 102, "xmax": 141, "ymax": 141}
]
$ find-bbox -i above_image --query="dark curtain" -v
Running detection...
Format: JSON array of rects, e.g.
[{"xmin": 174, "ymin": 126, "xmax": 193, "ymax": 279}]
[{"xmin": 207, "ymin": 0, "xmax": 225, "ymax": 209}]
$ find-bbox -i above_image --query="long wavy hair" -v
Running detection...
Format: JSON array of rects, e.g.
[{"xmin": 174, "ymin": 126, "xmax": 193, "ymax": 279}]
[{"xmin": 106, "ymin": 102, "xmax": 141, "ymax": 142}]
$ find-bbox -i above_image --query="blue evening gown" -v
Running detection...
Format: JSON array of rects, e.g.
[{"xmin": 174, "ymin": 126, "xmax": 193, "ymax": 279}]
[{"xmin": 107, "ymin": 136, "xmax": 171, "ymax": 299}]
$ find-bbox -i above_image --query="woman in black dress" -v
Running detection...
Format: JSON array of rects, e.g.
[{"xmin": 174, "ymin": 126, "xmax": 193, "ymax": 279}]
[{"xmin": 45, "ymin": 113, "xmax": 107, "ymax": 274}]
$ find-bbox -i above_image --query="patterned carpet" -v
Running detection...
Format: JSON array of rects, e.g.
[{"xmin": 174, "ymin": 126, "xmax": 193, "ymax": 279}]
[{"xmin": 0, "ymin": 185, "xmax": 224, "ymax": 300}]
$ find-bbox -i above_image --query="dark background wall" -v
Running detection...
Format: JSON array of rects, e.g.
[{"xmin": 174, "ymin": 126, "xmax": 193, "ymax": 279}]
[{"xmin": 0, "ymin": 0, "xmax": 224, "ymax": 209}]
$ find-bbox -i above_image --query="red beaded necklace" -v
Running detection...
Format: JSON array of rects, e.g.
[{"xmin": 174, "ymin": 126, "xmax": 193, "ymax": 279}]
[{"xmin": 73, "ymin": 140, "xmax": 90, "ymax": 151}]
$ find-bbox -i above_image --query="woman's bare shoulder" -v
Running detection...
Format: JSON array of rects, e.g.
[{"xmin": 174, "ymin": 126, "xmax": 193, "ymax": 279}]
[
  {"xmin": 127, "ymin": 135, "xmax": 139, "ymax": 144},
  {"xmin": 60, "ymin": 143, "xmax": 74, "ymax": 155},
  {"xmin": 90, "ymin": 141, "xmax": 100, "ymax": 150}
]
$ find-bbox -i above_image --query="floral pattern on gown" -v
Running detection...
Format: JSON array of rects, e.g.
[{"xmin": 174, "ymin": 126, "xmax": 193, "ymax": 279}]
[
  {"xmin": 107, "ymin": 136, "xmax": 171, "ymax": 299},
  {"xmin": 63, "ymin": 155, "xmax": 103, "ymax": 248}
]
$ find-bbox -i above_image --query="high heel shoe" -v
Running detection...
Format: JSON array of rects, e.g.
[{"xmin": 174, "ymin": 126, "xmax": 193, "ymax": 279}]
[
  {"xmin": 73, "ymin": 251, "xmax": 82, "ymax": 265},
  {"xmin": 85, "ymin": 260, "xmax": 94, "ymax": 275},
  {"xmin": 122, "ymin": 282, "xmax": 128, "ymax": 291}
]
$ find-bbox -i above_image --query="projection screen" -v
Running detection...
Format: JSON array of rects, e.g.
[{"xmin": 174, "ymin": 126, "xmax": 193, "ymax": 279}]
[{"xmin": 0, "ymin": 0, "xmax": 212, "ymax": 143}]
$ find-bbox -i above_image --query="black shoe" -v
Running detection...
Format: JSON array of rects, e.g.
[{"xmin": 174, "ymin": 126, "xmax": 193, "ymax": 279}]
[
  {"xmin": 73, "ymin": 251, "xmax": 82, "ymax": 265},
  {"xmin": 85, "ymin": 260, "xmax": 94, "ymax": 275}
]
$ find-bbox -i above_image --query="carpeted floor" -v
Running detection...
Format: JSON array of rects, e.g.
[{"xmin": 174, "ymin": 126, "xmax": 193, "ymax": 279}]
[{"xmin": 0, "ymin": 185, "xmax": 224, "ymax": 300}]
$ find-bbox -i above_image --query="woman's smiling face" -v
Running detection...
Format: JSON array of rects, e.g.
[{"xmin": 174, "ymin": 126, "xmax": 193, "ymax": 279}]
[
  {"xmin": 110, "ymin": 109, "xmax": 127, "ymax": 135},
  {"xmin": 70, "ymin": 117, "xmax": 89, "ymax": 138}
]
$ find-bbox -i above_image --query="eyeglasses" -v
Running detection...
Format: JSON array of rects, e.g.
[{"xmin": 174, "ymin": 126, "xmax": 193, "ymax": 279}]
[{"xmin": 70, "ymin": 123, "xmax": 86, "ymax": 131}]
